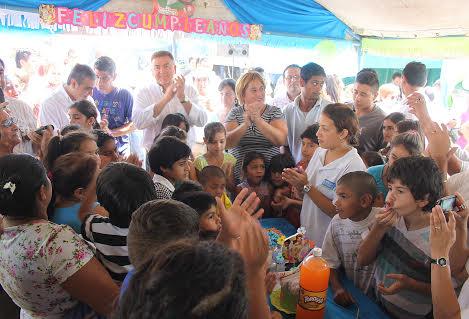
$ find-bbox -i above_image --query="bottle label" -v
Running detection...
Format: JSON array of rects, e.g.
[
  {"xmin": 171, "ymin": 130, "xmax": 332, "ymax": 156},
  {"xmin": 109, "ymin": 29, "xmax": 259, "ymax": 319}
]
[{"xmin": 298, "ymin": 285, "xmax": 327, "ymax": 311}]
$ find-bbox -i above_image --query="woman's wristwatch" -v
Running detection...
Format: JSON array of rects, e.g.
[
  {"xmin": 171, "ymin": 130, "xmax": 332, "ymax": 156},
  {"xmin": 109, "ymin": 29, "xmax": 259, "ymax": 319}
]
[
  {"xmin": 430, "ymin": 256, "xmax": 448, "ymax": 267},
  {"xmin": 303, "ymin": 184, "xmax": 312, "ymax": 193}
]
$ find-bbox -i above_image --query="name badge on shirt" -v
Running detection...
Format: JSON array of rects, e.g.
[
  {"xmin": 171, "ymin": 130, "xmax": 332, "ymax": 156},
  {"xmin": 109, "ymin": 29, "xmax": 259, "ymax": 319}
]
[{"xmin": 321, "ymin": 179, "xmax": 336, "ymax": 191}]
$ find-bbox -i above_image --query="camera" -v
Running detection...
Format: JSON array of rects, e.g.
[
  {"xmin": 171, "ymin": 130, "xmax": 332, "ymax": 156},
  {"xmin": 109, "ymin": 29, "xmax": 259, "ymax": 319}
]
[
  {"xmin": 35, "ymin": 125, "xmax": 54, "ymax": 136},
  {"xmin": 436, "ymin": 195, "xmax": 457, "ymax": 213}
]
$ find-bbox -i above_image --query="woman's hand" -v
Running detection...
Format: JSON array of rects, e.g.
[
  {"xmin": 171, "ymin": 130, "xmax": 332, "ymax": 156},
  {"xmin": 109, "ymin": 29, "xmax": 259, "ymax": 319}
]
[
  {"xmin": 430, "ymin": 205, "xmax": 456, "ymax": 258},
  {"xmin": 407, "ymin": 92, "xmax": 431, "ymax": 121},
  {"xmin": 282, "ymin": 167, "xmax": 308, "ymax": 190},
  {"xmin": 453, "ymin": 192, "xmax": 469, "ymax": 225}
]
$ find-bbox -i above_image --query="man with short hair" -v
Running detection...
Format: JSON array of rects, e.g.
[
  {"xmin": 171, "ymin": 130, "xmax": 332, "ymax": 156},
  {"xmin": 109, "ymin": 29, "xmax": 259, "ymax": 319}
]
[
  {"xmin": 392, "ymin": 71, "xmax": 402, "ymax": 87},
  {"xmin": 284, "ymin": 62, "xmax": 330, "ymax": 163},
  {"xmin": 14, "ymin": 50, "xmax": 33, "ymax": 93},
  {"xmin": 92, "ymin": 56, "xmax": 134, "ymax": 156},
  {"xmin": 353, "ymin": 69, "xmax": 386, "ymax": 154},
  {"xmin": 271, "ymin": 64, "xmax": 301, "ymax": 111},
  {"xmin": 133, "ymin": 51, "xmax": 207, "ymax": 150},
  {"xmin": 40, "ymin": 64, "xmax": 96, "ymax": 129},
  {"xmin": 0, "ymin": 58, "xmax": 37, "ymax": 155}
]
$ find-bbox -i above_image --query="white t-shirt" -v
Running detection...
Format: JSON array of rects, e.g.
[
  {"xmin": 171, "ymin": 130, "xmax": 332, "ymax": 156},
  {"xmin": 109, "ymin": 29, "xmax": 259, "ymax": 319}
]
[
  {"xmin": 301, "ymin": 147, "xmax": 366, "ymax": 245},
  {"xmin": 39, "ymin": 85, "xmax": 95, "ymax": 129},
  {"xmin": 459, "ymin": 259, "xmax": 469, "ymax": 318},
  {"xmin": 0, "ymin": 222, "xmax": 94, "ymax": 319},
  {"xmin": 132, "ymin": 82, "xmax": 207, "ymax": 150},
  {"xmin": 284, "ymin": 96, "xmax": 331, "ymax": 163},
  {"xmin": 6, "ymin": 97, "xmax": 36, "ymax": 155},
  {"xmin": 322, "ymin": 208, "xmax": 379, "ymax": 295}
]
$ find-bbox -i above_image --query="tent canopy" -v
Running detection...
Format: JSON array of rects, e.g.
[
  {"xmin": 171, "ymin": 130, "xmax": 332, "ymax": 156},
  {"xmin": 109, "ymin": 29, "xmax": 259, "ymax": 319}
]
[{"xmin": 315, "ymin": 0, "xmax": 469, "ymax": 38}]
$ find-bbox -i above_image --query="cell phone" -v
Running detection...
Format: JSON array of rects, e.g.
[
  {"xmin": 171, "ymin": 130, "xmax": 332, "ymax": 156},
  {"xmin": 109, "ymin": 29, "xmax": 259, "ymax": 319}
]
[
  {"xmin": 436, "ymin": 195, "xmax": 457, "ymax": 213},
  {"xmin": 35, "ymin": 125, "xmax": 54, "ymax": 136}
]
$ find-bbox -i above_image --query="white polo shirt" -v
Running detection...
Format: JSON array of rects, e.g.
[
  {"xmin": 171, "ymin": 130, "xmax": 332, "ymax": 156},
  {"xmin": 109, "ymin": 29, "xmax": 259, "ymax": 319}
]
[
  {"xmin": 132, "ymin": 82, "xmax": 207, "ymax": 150},
  {"xmin": 301, "ymin": 147, "xmax": 366, "ymax": 246},
  {"xmin": 284, "ymin": 96, "xmax": 331, "ymax": 163},
  {"xmin": 39, "ymin": 85, "xmax": 95, "ymax": 129}
]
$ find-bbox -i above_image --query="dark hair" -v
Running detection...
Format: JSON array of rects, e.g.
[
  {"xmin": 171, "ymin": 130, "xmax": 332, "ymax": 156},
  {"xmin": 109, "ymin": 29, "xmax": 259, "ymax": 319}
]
[
  {"xmin": 0, "ymin": 154, "xmax": 48, "ymax": 217},
  {"xmin": 242, "ymin": 151, "xmax": 266, "ymax": 173},
  {"xmin": 15, "ymin": 50, "xmax": 31, "ymax": 69},
  {"xmin": 97, "ymin": 162, "xmax": 156, "ymax": 228},
  {"xmin": 198, "ymin": 165, "xmax": 226, "ymax": 186},
  {"xmin": 117, "ymin": 240, "xmax": 247, "ymax": 319},
  {"xmin": 69, "ymin": 100, "xmax": 100, "ymax": 129},
  {"xmin": 154, "ymin": 125, "xmax": 187, "ymax": 144},
  {"xmin": 268, "ymin": 153, "xmax": 295, "ymax": 175},
  {"xmin": 300, "ymin": 123, "xmax": 319, "ymax": 145},
  {"xmin": 51, "ymin": 152, "xmax": 98, "ymax": 200},
  {"xmin": 94, "ymin": 56, "xmax": 116, "ymax": 75},
  {"xmin": 392, "ymin": 72, "xmax": 402, "ymax": 80},
  {"xmin": 300, "ymin": 62, "xmax": 326, "ymax": 82},
  {"xmin": 403, "ymin": 62, "xmax": 427, "ymax": 87},
  {"xmin": 45, "ymin": 131, "xmax": 96, "ymax": 170},
  {"xmin": 388, "ymin": 156, "xmax": 443, "ymax": 211},
  {"xmin": 148, "ymin": 136, "xmax": 191, "ymax": 176},
  {"xmin": 175, "ymin": 191, "xmax": 217, "ymax": 217},
  {"xmin": 67, "ymin": 64, "xmax": 96, "ymax": 86},
  {"xmin": 60, "ymin": 124, "xmax": 81, "ymax": 136},
  {"xmin": 358, "ymin": 68, "xmax": 378, "ymax": 77},
  {"xmin": 384, "ymin": 112, "xmax": 405, "ymax": 125},
  {"xmin": 321, "ymin": 103, "xmax": 360, "ymax": 147},
  {"xmin": 390, "ymin": 132, "xmax": 423, "ymax": 156},
  {"xmin": 356, "ymin": 70, "xmax": 379, "ymax": 92},
  {"xmin": 0, "ymin": 58, "xmax": 5, "ymax": 68},
  {"xmin": 151, "ymin": 50, "xmax": 174, "ymax": 61},
  {"xmin": 172, "ymin": 180, "xmax": 204, "ymax": 200},
  {"xmin": 362, "ymin": 151, "xmax": 384, "ymax": 167},
  {"xmin": 337, "ymin": 171, "xmax": 378, "ymax": 201},
  {"xmin": 162, "ymin": 113, "xmax": 190, "ymax": 132},
  {"xmin": 218, "ymin": 78, "xmax": 236, "ymax": 92},
  {"xmin": 396, "ymin": 120, "xmax": 425, "ymax": 147},
  {"xmin": 204, "ymin": 122, "xmax": 226, "ymax": 143},
  {"xmin": 283, "ymin": 64, "xmax": 301, "ymax": 78},
  {"xmin": 92, "ymin": 129, "xmax": 115, "ymax": 148},
  {"xmin": 127, "ymin": 200, "xmax": 199, "ymax": 268}
]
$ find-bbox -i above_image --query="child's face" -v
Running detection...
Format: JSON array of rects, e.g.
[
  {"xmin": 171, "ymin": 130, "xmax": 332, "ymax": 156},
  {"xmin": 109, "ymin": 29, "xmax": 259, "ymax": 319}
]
[
  {"xmin": 388, "ymin": 145, "xmax": 411, "ymax": 167},
  {"xmin": 334, "ymin": 184, "xmax": 364, "ymax": 219},
  {"xmin": 301, "ymin": 137, "xmax": 318, "ymax": 162},
  {"xmin": 270, "ymin": 171, "xmax": 284, "ymax": 187},
  {"xmin": 205, "ymin": 132, "xmax": 226, "ymax": 154},
  {"xmin": 164, "ymin": 157, "xmax": 190, "ymax": 182},
  {"xmin": 386, "ymin": 179, "xmax": 427, "ymax": 216},
  {"xmin": 246, "ymin": 158, "xmax": 265, "ymax": 185},
  {"xmin": 203, "ymin": 176, "xmax": 226, "ymax": 198},
  {"xmin": 273, "ymin": 188, "xmax": 286, "ymax": 203},
  {"xmin": 199, "ymin": 204, "xmax": 221, "ymax": 233}
]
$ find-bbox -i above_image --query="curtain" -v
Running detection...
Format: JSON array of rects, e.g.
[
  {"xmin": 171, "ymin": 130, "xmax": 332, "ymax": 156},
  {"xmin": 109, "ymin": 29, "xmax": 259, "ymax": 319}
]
[{"xmin": 222, "ymin": 0, "xmax": 352, "ymax": 40}]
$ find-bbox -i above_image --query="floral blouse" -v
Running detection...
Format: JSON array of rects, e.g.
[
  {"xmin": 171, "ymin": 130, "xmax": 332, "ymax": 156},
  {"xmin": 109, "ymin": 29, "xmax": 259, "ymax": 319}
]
[{"xmin": 0, "ymin": 221, "xmax": 94, "ymax": 319}]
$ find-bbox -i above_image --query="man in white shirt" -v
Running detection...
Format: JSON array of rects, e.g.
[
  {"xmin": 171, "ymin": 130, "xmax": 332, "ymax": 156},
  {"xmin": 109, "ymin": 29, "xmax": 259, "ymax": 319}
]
[
  {"xmin": 0, "ymin": 58, "xmax": 37, "ymax": 155},
  {"xmin": 271, "ymin": 64, "xmax": 301, "ymax": 111},
  {"xmin": 39, "ymin": 64, "xmax": 96, "ymax": 129},
  {"xmin": 284, "ymin": 62, "xmax": 331, "ymax": 163},
  {"xmin": 132, "ymin": 51, "xmax": 207, "ymax": 150}
]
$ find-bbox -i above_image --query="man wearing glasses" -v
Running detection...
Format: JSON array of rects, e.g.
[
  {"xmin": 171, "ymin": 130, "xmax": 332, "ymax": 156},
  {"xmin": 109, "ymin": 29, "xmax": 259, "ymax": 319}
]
[
  {"xmin": 0, "ymin": 109, "xmax": 21, "ymax": 157},
  {"xmin": 284, "ymin": 62, "xmax": 330, "ymax": 163},
  {"xmin": 271, "ymin": 64, "xmax": 301, "ymax": 112}
]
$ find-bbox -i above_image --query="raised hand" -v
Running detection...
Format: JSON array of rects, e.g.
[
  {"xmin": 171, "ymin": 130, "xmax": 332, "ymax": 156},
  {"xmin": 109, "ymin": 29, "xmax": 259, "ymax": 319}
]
[
  {"xmin": 282, "ymin": 167, "xmax": 308, "ymax": 191},
  {"xmin": 174, "ymin": 75, "xmax": 186, "ymax": 101},
  {"xmin": 123, "ymin": 153, "xmax": 142, "ymax": 167},
  {"xmin": 430, "ymin": 205, "xmax": 456, "ymax": 258}
]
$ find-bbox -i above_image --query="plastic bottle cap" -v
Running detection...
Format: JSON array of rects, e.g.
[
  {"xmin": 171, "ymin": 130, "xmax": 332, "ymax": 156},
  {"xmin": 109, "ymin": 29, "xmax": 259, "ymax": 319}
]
[{"xmin": 312, "ymin": 247, "xmax": 322, "ymax": 257}]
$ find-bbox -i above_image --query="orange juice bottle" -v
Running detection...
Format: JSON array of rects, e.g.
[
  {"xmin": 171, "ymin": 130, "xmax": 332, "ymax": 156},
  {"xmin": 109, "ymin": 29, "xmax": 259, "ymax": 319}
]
[{"xmin": 296, "ymin": 247, "xmax": 330, "ymax": 319}]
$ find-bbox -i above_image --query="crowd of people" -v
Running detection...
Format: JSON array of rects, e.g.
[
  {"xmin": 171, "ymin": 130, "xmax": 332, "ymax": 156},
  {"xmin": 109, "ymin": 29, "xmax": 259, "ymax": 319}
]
[{"xmin": 1, "ymin": 49, "xmax": 469, "ymax": 319}]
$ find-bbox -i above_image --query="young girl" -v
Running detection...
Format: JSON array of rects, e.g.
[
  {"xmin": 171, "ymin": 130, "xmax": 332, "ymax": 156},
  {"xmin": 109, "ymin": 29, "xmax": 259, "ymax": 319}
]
[
  {"xmin": 68, "ymin": 100, "xmax": 100, "ymax": 131},
  {"xmin": 50, "ymin": 152, "xmax": 99, "ymax": 233},
  {"xmin": 236, "ymin": 151, "xmax": 272, "ymax": 216},
  {"xmin": 379, "ymin": 112, "xmax": 405, "ymax": 159},
  {"xmin": 45, "ymin": 131, "xmax": 99, "ymax": 170},
  {"xmin": 93, "ymin": 129, "xmax": 119, "ymax": 169},
  {"xmin": 193, "ymin": 122, "xmax": 236, "ymax": 192},
  {"xmin": 283, "ymin": 103, "xmax": 366, "ymax": 245}
]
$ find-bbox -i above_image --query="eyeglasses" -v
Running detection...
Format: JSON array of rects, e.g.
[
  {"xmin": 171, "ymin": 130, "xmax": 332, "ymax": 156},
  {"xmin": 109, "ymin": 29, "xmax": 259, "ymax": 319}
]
[
  {"xmin": 1, "ymin": 117, "xmax": 17, "ymax": 128},
  {"xmin": 285, "ymin": 75, "xmax": 300, "ymax": 81}
]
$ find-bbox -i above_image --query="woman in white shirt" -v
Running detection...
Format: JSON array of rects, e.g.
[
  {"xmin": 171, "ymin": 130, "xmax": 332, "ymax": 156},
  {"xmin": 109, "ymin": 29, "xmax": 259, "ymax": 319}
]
[{"xmin": 283, "ymin": 103, "xmax": 366, "ymax": 245}]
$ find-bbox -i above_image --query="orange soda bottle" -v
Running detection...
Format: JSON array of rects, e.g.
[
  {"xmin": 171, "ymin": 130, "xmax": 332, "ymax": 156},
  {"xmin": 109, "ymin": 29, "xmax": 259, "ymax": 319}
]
[{"xmin": 296, "ymin": 247, "xmax": 330, "ymax": 319}]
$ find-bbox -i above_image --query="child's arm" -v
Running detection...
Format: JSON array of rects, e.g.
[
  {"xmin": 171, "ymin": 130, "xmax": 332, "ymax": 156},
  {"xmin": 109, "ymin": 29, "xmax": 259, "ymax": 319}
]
[
  {"xmin": 330, "ymin": 269, "xmax": 355, "ymax": 307},
  {"xmin": 357, "ymin": 208, "xmax": 398, "ymax": 267},
  {"xmin": 378, "ymin": 274, "xmax": 432, "ymax": 296}
]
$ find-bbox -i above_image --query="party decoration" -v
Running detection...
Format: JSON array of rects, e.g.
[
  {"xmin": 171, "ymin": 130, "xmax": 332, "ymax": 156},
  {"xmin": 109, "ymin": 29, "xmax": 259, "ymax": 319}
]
[{"xmin": 38, "ymin": 5, "xmax": 262, "ymax": 40}]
